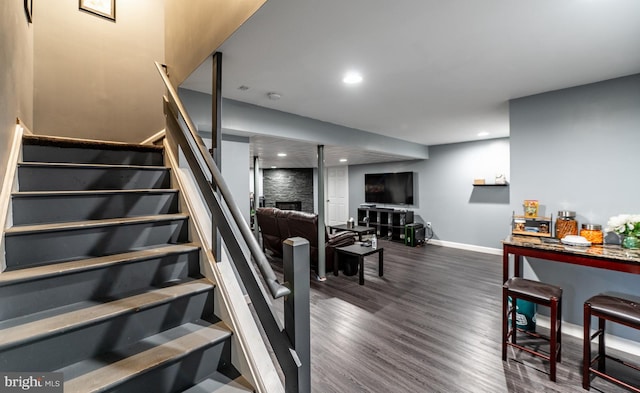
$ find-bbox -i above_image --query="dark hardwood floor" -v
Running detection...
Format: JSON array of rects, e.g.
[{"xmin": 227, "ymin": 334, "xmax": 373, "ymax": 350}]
[{"xmin": 269, "ymin": 239, "xmax": 640, "ymax": 392}]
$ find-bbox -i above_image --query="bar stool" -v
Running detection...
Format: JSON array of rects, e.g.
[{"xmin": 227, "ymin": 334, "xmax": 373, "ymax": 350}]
[
  {"xmin": 583, "ymin": 293, "xmax": 640, "ymax": 392},
  {"xmin": 502, "ymin": 277, "xmax": 563, "ymax": 381}
]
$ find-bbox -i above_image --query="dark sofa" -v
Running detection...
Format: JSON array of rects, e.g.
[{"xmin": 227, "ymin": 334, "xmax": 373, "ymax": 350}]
[{"xmin": 255, "ymin": 207, "xmax": 355, "ymax": 271}]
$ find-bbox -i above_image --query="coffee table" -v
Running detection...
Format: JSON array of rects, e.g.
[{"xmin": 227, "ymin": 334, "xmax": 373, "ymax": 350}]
[
  {"xmin": 328, "ymin": 224, "xmax": 376, "ymax": 241},
  {"xmin": 333, "ymin": 244, "xmax": 383, "ymax": 285}
]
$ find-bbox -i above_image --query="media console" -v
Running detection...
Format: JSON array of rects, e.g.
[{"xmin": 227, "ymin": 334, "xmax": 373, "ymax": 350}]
[{"xmin": 357, "ymin": 207, "xmax": 414, "ymax": 242}]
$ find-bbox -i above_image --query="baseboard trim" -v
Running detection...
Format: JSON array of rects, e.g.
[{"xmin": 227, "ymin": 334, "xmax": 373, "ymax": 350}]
[
  {"xmin": 140, "ymin": 129, "xmax": 166, "ymax": 145},
  {"xmin": 537, "ymin": 315, "xmax": 640, "ymax": 358},
  {"xmin": 428, "ymin": 239, "xmax": 502, "ymax": 255}
]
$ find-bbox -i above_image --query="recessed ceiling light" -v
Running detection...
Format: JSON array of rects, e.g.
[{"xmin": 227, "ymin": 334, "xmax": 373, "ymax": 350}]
[
  {"xmin": 267, "ymin": 92, "xmax": 282, "ymax": 100},
  {"xmin": 339, "ymin": 158, "xmax": 348, "ymax": 162},
  {"xmin": 478, "ymin": 131, "xmax": 490, "ymax": 137},
  {"xmin": 271, "ymin": 166, "xmax": 277, "ymax": 169},
  {"xmin": 343, "ymin": 71, "xmax": 363, "ymax": 84},
  {"xmin": 277, "ymin": 153, "xmax": 287, "ymax": 157},
  {"xmin": 237, "ymin": 85, "xmax": 250, "ymax": 91}
]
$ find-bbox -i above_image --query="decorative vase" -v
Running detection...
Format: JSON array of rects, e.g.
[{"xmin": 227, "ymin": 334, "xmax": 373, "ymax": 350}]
[{"xmin": 622, "ymin": 234, "xmax": 640, "ymax": 249}]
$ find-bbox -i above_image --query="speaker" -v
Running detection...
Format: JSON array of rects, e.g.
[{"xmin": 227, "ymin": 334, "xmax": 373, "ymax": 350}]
[{"xmin": 405, "ymin": 223, "xmax": 425, "ymax": 247}]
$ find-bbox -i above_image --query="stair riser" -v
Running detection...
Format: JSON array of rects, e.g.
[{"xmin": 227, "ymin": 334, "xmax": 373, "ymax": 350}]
[
  {"xmin": 23, "ymin": 144, "xmax": 164, "ymax": 166},
  {"xmin": 17, "ymin": 166, "xmax": 170, "ymax": 191},
  {"xmin": 4, "ymin": 219, "xmax": 189, "ymax": 269},
  {"xmin": 92, "ymin": 339, "xmax": 231, "ymax": 393},
  {"xmin": 12, "ymin": 192, "xmax": 179, "ymax": 225},
  {"xmin": 0, "ymin": 291, "xmax": 215, "ymax": 372},
  {"xmin": 0, "ymin": 250, "xmax": 200, "ymax": 321}
]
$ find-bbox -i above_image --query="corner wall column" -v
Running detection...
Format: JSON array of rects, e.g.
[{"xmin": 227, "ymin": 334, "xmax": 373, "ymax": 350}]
[{"xmin": 317, "ymin": 145, "xmax": 326, "ymax": 280}]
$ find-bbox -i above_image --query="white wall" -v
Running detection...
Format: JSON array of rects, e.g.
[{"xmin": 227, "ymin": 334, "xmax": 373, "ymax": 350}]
[
  {"xmin": 201, "ymin": 136, "xmax": 251, "ymax": 225},
  {"xmin": 221, "ymin": 138, "xmax": 251, "ymax": 224}
]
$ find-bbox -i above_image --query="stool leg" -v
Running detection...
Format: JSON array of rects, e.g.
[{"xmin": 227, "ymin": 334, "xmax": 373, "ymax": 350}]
[
  {"xmin": 549, "ymin": 297, "xmax": 558, "ymax": 382},
  {"xmin": 583, "ymin": 302, "xmax": 591, "ymax": 390},
  {"xmin": 510, "ymin": 295, "xmax": 518, "ymax": 346},
  {"xmin": 557, "ymin": 299, "xmax": 562, "ymax": 363},
  {"xmin": 598, "ymin": 318, "xmax": 606, "ymax": 373},
  {"xmin": 502, "ymin": 286, "xmax": 509, "ymax": 361}
]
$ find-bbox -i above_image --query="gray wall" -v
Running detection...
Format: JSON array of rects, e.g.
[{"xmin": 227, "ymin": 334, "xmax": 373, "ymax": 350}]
[
  {"xmin": 510, "ymin": 73, "xmax": 640, "ymax": 340},
  {"xmin": 349, "ymin": 138, "xmax": 511, "ymax": 249},
  {"xmin": 1, "ymin": 1, "xmax": 34, "ymax": 188}
]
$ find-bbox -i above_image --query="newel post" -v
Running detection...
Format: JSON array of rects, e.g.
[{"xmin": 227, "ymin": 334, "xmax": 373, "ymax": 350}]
[{"xmin": 282, "ymin": 237, "xmax": 311, "ymax": 393}]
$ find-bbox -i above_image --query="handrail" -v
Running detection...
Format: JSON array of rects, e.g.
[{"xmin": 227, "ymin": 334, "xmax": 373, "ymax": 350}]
[{"xmin": 154, "ymin": 61, "xmax": 290, "ymax": 300}]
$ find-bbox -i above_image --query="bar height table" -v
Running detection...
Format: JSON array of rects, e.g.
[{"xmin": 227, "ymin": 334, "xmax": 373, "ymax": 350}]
[{"xmin": 502, "ymin": 235, "xmax": 640, "ymax": 284}]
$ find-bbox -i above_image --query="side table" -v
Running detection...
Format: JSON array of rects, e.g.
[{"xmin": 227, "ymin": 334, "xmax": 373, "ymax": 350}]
[{"xmin": 334, "ymin": 244, "xmax": 383, "ymax": 285}]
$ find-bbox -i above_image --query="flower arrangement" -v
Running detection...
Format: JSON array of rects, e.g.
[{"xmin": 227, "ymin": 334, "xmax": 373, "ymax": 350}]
[{"xmin": 605, "ymin": 214, "xmax": 640, "ymax": 237}]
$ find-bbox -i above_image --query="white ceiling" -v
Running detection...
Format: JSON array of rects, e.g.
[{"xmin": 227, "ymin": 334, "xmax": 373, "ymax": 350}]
[{"xmin": 182, "ymin": 0, "xmax": 640, "ymax": 168}]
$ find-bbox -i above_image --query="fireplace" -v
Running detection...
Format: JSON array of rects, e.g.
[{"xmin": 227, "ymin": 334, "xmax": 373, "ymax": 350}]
[{"xmin": 276, "ymin": 201, "xmax": 302, "ymax": 211}]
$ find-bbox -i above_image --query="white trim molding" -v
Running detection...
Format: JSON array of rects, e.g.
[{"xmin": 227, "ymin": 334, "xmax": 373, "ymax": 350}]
[
  {"xmin": 140, "ymin": 129, "xmax": 166, "ymax": 145},
  {"xmin": 537, "ymin": 315, "xmax": 640, "ymax": 358},
  {"xmin": 428, "ymin": 239, "xmax": 503, "ymax": 256},
  {"xmin": 0, "ymin": 123, "xmax": 26, "ymax": 271}
]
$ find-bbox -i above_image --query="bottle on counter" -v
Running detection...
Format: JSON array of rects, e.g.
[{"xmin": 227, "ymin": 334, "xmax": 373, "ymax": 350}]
[
  {"xmin": 556, "ymin": 211, "xmax": 578, "ymax": 239},
  {"xmin": 580, "ymin": 224, "xmax": 604, "ymax": 244},
  {"xmin": 371, "ymin": 234, "xmax": 377, "ymax": 249}
]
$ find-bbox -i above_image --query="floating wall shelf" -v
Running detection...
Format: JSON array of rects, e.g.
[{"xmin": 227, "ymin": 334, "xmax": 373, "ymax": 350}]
[{"xmin": 472, "ymin": 182, "xmax": 509, "ymax": 187}]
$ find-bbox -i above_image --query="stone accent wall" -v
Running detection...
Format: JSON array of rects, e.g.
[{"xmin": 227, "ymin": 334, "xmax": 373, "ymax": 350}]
[{"xmin": 263, "ymin": 168, "xmax": 314, "ymax": 213}]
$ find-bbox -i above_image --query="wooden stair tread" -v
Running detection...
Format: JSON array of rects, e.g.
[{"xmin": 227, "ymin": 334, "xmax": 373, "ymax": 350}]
[
  {"xmin": 0, "ymin": 278, "xmax": 214, "ymax": 351},
  {"xmin": 0, "ymin": 243, "xmax": 200, "ymax": 287},
  {"xmin": 5, "ymin": 213, "xmax": 188, "ymax": 235},
  {"xmin": 63, "ymin": 321, "xmax": 231, "ymax": 393},
  {"xmin": 183, "ymin": 374, "xmax": 254, "ymax": 393},
  {"xmin": 22, "ymin": 135, "xmax": 164, "ymax": 153},
  {"xmin": 12, "ymin": 189, "xmax": 179, "ymax": 197},
  {"xmin": 18, "ymin": 161, "xmax": 169, "ymax": 170}
]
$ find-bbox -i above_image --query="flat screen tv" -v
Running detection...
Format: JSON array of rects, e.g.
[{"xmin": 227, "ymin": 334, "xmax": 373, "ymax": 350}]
[{"xmin": 365, "ymin": 172, "xmax": 414, "ymax": 205}]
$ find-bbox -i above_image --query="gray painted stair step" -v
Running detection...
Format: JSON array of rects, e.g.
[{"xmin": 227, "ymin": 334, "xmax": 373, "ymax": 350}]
[
  {"xmin": 182, "ymin": 374, "xmax": 254, "ymax": 393},
  {"xmin": 17, "ymin": 162, "xmax": 171, "ymax": 191},
  {"xmin": 0, "ymin": 279, "xmax": 216, "ymax": 372},
  {"xmin": 12, "ymin": 189, "xmax": 179, "ymax": 225},
  {"xmin": 0, "ymin": 244, "xmax": 201, "ymax": 321},
  {"xmin": 4, "ymin": 214, "xmax": 189, "ymax": 269},
  {"xmin": 22, "ymin": 135, "xmax": 164, "ymax": 166},
  {"xmin": 62, "ymin": 321, "xmax": 232, "ymax": 393},
  {"xmin": 0, "ymin": 278, "xmax": 214, "ymax": 351}
]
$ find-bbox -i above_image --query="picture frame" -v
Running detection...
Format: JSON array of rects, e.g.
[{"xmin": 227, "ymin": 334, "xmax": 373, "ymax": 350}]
[
  {"xmin": 79, "ymin": 0, "xmax": 115, "ymax": 21},
  {"xmin": 24, "ymin": 0, "xmax": 33, "ymax": 23}
]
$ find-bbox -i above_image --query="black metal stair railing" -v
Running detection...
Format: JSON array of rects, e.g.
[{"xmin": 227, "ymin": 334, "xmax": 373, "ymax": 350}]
[{"xmin": 154, "ymin": 62, "xmax": 309, "ymax": 393}]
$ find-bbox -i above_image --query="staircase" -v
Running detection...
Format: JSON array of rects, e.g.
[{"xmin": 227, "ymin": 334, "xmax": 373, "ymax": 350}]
[{"xmin": 0, "ymin": 135, "xmax": 254, "ymax": 392}]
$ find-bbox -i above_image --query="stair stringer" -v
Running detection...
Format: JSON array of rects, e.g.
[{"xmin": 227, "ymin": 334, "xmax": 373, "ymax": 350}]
[
  {"xmin": 164, "ymin": 140, "xmax": 285, "ymax": 393},
  {"xmin": 0, "ymin": 122, "xmax": 28, "ymax": 271}
]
